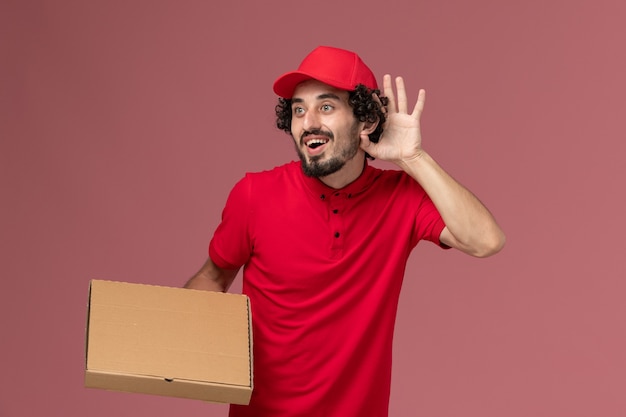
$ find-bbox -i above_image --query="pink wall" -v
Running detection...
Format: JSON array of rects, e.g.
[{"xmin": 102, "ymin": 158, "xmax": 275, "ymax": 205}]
[{"xmin": 2, "ymin": 0, "xmax": 625, "ymax": 416}]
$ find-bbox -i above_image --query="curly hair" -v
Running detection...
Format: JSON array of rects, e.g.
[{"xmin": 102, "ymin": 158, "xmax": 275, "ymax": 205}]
[{"xmin": 275, "ymin": 84, "xmax": 389, "ymax": 159}]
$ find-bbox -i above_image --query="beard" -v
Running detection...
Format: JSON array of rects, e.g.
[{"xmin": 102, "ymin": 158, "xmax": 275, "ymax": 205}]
[{"xmin": 295, "ymin": 126, "xmax": 361, "ymax": 178}]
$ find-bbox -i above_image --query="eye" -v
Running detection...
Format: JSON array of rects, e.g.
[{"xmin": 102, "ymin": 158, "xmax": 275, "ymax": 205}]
[
  {"xmin": 321, "ymin": 104, "xmax": 333, "ymax": 112},
  {"xmin": 293, "ymin": 106, "xmax": 304, "ymax": 115}
]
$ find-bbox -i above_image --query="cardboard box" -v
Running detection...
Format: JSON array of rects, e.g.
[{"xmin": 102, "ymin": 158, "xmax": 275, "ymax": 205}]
[{"xmin": 85, "ymin": 280, "xmax": 253, "ymax": 404}]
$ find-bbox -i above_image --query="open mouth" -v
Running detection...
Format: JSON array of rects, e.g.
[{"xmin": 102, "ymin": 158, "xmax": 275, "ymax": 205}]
[{"xmin": 306, "ymin": 138, "xmax": 329, "ymax": 149}]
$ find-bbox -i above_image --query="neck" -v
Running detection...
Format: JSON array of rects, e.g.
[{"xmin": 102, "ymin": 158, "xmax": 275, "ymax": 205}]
[{"xmin": 319, "ymin": 153, "xmax": 366, "ymax": 189}]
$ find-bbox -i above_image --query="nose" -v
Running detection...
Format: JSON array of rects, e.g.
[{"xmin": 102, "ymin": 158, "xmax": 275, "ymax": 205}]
[{"xmin": 302, "ymin": 110, "xmax": 321, "ymax": 132}]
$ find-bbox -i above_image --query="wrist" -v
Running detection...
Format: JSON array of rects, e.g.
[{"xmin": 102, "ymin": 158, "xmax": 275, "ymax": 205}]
[{"xmin": 397, "ymin": 149, "xmax": 429, "ymax": 172}]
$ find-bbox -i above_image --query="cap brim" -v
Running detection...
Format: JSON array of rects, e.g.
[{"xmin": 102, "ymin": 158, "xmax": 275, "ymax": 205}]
[{"xmin": 272, "ymin": 71, "xmax": 317, "ymax": 99}]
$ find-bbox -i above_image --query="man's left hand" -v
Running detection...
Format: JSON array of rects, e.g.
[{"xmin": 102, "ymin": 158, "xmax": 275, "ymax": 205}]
[{"xmin": 360, "ymin": 74, "xmax": 426, "ymax": 165}]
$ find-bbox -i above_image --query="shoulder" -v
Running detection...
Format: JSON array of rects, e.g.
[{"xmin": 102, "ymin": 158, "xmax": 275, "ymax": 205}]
[
  {"xmin": 367, "ymin": 165, "xmax": 426, "ymax": 194},
  {"xmin": 233, "ymin": 161, "xmax": 303, "ymax": 197},
  {"xmin": 244, "ymin": 161, "xmax": 300, "ymax": 182}
]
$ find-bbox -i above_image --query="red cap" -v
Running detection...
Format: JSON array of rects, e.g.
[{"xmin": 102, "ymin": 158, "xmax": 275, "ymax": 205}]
[{"xmin": 273, "ymin": 46, "xmax": 378, "ymax": 99}]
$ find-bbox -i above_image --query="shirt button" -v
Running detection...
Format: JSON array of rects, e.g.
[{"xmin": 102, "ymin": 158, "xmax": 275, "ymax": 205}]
[
  {"xmin": 320, "ymin": 194, "xmax": 326, "ymax": 200},
  {"xmin": 334, "ymin": 232, "xmax": 340, "ymax": 238},
  {"xmin": 332, "ymin": 209, "xmax": 339, "ymax": 214}
]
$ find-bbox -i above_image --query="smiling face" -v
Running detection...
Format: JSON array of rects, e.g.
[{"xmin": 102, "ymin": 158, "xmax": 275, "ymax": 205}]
[{"xmin": 290, "ymin": 80, "xmax": 365, "ymax": 183}]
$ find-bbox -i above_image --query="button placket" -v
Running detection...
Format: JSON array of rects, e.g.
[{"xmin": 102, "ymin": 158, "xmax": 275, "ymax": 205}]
[{"xmin": 328, "ymin": 192, "xmax": 347, "ymax": 251}]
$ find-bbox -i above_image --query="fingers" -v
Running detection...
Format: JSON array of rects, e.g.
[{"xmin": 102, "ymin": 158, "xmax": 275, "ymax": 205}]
[
  {"xmin": 412, "ymin": 89, "xmax": 426, "ymax": 119},
  {"xmin": 371, "ymin": 91, "xmax": 384, "ymax": 114},
  {"xmin": 382, "ymin": 74, "xmax": 425, "ymax": 118},
  {"xmin": 383, "ymin": 74, "xmax": 396, "ymax": 113},
  {"xmin": 395, "ymin": 77, "xmax": 408, "ymax": 114}
]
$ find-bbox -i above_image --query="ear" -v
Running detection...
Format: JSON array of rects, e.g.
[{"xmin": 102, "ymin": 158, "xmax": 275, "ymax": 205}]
[{"xmin": 359, "ymin": 118, "xmax": 379, "ymax": 137}]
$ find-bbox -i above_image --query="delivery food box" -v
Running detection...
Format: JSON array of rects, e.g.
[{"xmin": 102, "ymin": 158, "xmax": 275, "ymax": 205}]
[{"xmin": 85, "ymin": 279, "xmax": 253, "ymax": 404}]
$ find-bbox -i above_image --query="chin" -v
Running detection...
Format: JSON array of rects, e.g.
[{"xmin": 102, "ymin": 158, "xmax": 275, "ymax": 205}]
[{"xmin": 301, "ymin": 158, "xmax": 345, "ymax": 178}]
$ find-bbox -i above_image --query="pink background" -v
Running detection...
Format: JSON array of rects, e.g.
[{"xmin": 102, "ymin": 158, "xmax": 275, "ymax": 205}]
[{"xmin": 2, "ymin": 0, "xmax": 625, "ymax": 416}]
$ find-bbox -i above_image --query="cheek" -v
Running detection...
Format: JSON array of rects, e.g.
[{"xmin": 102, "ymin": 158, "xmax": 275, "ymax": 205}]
[{"xmin": 290, "ymin": 118, "xmax": 301, "ymax": 138}]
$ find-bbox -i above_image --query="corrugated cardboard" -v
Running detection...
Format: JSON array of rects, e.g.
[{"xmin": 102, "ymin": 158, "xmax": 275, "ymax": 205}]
[{"xmin": 85, "ymin": 280, "xmax": 253, "ymax": 404}]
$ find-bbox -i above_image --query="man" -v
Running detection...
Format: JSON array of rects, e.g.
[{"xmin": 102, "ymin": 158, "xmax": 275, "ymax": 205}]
[{"xmin": 185, "ymin": 46, "xmax": 505, "ymax": 417}]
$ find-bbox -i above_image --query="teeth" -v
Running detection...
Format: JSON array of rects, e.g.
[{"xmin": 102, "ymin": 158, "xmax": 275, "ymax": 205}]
[{"xmin": 306, "ymin": 139, "xmax": 328, "ymax": 147}]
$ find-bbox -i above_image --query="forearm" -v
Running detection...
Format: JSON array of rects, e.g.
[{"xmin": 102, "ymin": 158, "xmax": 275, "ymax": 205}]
[
  {"xmin": 184, "ymin": 257, "xmax": 239, "ymax": 292},
  {"xmin": 398, "ymin": 151, "xmax": 505, "ymax": 257}
]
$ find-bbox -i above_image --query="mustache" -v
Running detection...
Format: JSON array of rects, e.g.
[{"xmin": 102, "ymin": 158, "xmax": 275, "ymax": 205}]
[{"xmin": 300, "ymin": 129, "xmax": 334, "ymax": 143}]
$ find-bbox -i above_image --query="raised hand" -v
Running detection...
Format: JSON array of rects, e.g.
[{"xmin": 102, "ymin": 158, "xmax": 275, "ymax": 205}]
[{"xmin": 360, "ymin": 74, "xmax": 426, "ymax": 165}]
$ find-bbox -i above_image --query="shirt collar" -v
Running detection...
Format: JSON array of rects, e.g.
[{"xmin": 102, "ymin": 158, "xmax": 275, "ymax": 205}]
[{"xmin": 297, "ymin": 160, "xmax": 381, "ymax": 199}]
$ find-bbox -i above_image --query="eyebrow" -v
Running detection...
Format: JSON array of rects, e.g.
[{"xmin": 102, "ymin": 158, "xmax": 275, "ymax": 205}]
[{"xmin": 292, "ymin": 93, "xmax": 342, "ymax": 103}]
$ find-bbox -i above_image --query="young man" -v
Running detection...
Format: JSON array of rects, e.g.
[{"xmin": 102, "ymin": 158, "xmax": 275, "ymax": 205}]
[{"xmin": 185, "ymin": 46, "xmax": 505, "ymax": 417}]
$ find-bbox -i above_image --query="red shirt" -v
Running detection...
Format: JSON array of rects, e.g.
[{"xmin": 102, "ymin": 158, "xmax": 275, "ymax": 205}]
[{"xmin": 209, "ymin": 161, "xmax": 446, "ymax": 417}]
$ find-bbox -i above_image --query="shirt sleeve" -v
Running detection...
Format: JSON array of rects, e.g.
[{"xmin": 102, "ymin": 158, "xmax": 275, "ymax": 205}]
[
  {"xmin": 208, "ymin": 175, "xmax": 254, "ymax": 270},
  {"xmin": 410, "ymin": 183, "xmax": 449, "ymax": 249}
]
